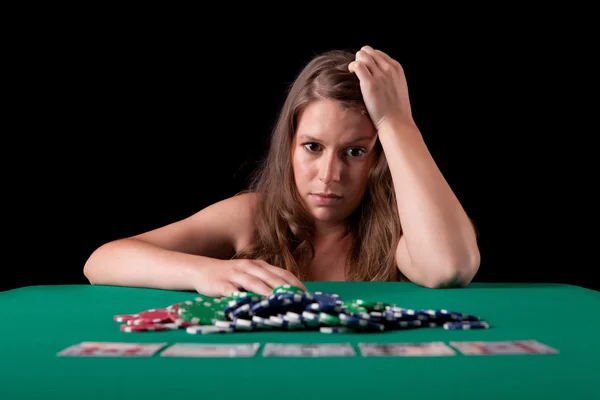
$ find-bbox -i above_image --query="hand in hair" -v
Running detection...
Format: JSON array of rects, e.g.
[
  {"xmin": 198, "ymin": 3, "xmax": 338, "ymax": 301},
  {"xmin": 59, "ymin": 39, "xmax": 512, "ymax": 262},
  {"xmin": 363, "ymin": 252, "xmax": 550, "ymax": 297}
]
[
  {"xmin": 348, "ymin": 45, "xmax": 413, "ymax": 131},
  {"xmin": 194, "ymin": 258, "xmax": 308, "ymax": 297}
]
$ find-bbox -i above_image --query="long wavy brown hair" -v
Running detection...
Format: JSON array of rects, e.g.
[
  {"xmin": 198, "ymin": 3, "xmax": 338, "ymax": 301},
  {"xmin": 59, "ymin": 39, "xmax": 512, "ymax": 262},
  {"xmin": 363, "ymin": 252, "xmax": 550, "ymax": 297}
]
[{"xmin": 231, "ymin": 49, "xmax": 406, "ymax": 282}]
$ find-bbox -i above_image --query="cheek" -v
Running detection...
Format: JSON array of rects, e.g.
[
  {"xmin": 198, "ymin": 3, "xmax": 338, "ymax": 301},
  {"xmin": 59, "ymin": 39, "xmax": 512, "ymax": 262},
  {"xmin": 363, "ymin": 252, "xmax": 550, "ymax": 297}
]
[
  {"xmin": 349, "ymin": 164, "xmax": 371, "ymax": 187},
  {"xmin": 292, "ymin": 152, "xmax": 313, "ymax": 183},
  {"xmin": 294, "ymin": 153, "xmax": 313, "ymax": 174}
]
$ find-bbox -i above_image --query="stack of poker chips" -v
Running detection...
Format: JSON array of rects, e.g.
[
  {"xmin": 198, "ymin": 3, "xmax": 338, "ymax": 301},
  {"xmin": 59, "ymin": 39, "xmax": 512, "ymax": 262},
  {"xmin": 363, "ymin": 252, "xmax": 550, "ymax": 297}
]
[{"xmin": 113, "ymin": 284, "xmax": 490, "ymax": 334}]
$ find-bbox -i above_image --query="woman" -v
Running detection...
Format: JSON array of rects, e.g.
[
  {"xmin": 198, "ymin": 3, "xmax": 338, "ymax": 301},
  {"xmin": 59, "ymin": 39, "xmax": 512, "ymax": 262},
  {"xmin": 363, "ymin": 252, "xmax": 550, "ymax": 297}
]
[{"xmin": 83, "ymin": 46, "xmax": 480, "ymax": 296}]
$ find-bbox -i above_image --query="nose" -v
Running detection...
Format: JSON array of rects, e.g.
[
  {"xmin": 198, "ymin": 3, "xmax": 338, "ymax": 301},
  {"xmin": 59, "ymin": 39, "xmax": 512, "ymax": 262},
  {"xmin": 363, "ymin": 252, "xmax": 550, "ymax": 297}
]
[{"xmin": 318, "ymin": 152, "xmax": 342, "ymax": 183}]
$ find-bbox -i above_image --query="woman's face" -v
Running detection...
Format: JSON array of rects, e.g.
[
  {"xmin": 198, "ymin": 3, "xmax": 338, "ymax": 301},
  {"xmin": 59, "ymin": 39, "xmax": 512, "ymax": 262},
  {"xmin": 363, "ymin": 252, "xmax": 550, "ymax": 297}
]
[{"xmin": 291, "ymin": 99, "xmax": 378, "ymax": 229}]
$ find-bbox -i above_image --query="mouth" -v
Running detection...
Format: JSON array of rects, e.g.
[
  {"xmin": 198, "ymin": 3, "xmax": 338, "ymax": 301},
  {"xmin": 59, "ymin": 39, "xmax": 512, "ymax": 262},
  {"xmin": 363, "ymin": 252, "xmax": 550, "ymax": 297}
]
[
  {"xmin": 311, "ymin": 194, "xmax": 342, "ymax": 204},
  {"xmin": 311, "ymin": 193, "xmax": 342, "ymax": 199}
]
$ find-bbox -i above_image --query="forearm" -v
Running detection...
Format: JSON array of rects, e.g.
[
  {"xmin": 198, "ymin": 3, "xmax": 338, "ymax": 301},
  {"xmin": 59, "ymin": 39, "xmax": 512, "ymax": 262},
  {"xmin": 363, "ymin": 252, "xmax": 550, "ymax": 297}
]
[
  {"xmin": 83, "ymin": 238, "xmax": 213, "ymax": 290},
  {"xmin": 378, "ymin": 118, "xmax": 480, "ymax": 281}
]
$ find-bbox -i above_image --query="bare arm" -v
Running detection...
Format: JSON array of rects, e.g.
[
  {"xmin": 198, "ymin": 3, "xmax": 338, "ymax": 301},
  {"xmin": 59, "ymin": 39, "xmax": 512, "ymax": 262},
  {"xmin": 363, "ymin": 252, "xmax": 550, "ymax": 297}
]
[
  {"xmin": 83, "ymin": 194, "xmax": 240, "ymax": 290},
  {"xmin": 350, "ymin": 46, "xmax": 480, "ymax": 288},
  {"xmin": 383, "ymin": 120, "xmax": 480, "ymax": 288},
  {"xmin": 83, "ymin": 238, "xmax": 222, "ymax": 290},
  {"xmin": 83, "ymin": 193, "xmax": 307, "ymax": 296}
]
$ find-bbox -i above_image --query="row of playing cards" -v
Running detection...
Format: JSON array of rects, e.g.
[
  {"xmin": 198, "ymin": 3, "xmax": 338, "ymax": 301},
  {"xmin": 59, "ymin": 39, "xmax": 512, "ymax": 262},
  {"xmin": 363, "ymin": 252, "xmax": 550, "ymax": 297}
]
[{"xmin": 57, "ymin": 340, "xmax": 558, "ymax": 357}]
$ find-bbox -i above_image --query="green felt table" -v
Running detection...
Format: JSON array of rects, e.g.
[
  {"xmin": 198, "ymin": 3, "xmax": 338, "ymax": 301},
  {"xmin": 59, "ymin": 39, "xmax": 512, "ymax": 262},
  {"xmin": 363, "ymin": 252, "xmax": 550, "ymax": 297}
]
[{"xmin": 1, "ymin": 282, "xmax": 599, "ymax": 399}]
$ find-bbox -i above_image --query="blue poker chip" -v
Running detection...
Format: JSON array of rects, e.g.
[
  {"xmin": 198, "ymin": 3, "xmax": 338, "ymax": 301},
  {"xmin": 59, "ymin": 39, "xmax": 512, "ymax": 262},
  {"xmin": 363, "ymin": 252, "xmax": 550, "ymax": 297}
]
[
  {"xmin": 347, "ymin": 311, "xmax": 386, "ymax": 322},
  {"xmin": 305, "ymin": 302, "xmax": 343, "ymax": 313},
  {"xmin": 263, "ymin": 316, "xmax": 304, "ymax": 330},
  {"xmin": 443, "ymin": 321, "xmax": 490, "ymax": 330},
  {"xmin": 230, "ymin": 303, "xmax": 253, "ymax": 319},
  {"xmin": 421, "ymin": 309, "xmax": 481, "ymax": 322},
  {"xmin": 339, "ymin": 313, "xmax": 385, "ymax": 331},
  {"xmin": 299, "ymin": 311, "xmax": 321, "ymax": 327},
  {"xmin": 250, "ymin": 298, "xmax": 295, "ymax": 317},
  {"xmin": 249, "ymin": 316, "xmax": 274, "ymax": 329},
  {"xmin": 320, "ymin": 326, "xmax": 351, "ymax": 334},
  {"xmin": 386, "ymin": 319, "xmax": 422, "ymax": 329},
  {"xmin": 224, "ymin": 295, "xmax": 262, "ymax": 314},
  {"xmin": 382, "ymin": 310, "xmax": 427, "ymax": 321},
  {"xmin": 281, "ymin": 312, "xmax": 304, "ymax": 322},
  {"xmin": 213, "ymin": 320, "xmax": 237, "ymax": 329},
  {"xmin": 269, "ymin": 292, "xmax": 315, "ymax": 306},
  {"xmin": 232, "ymin": 318, "xmax": 259, "ymax": 331},
  {"xmin": 313, "ymin": 291, "xmax": 342, "ymax": 301},
  {"xmin": 309, "ymin": 292, "xmax": 343, "ymax": 313}
]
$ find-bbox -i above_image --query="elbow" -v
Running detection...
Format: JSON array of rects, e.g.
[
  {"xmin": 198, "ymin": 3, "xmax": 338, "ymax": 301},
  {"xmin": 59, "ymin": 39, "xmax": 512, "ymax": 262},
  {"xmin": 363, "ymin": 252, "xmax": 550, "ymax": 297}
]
[
  {"xmin": 83, "ymin": 242, "xmax": 112, "ymax": 285},
  {"xmin": 432, "ymin": 249, "xmax": 481, "ymax": 288},
  {"xmin": 420, "ymin": 249, "xmax": 481, "ymax": 289},
  {"xmin": 83, "ymin": 255, "xmax": 98, "ymax": 285}
]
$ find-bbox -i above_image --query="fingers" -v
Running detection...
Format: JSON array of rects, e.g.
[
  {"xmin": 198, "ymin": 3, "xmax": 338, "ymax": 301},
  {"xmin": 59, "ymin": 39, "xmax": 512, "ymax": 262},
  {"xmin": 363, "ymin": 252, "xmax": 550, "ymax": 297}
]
[
  {"xmin": 244, "ymin": 262, "xmax": 294, "ymax": 290},
  {"xmin": 348, "ymin": 58, "xmax": 372, "ymax": 82},
  {"xmin": 361, "ymin": 46, "xmax": 392, "ymax": 68},
  {"xmin": 355, "ymin": 45, "xmax": 401, "ymax": 75},
  {"xmin": 219, "ymin": 283, "xmax": 240, "ymax": 298},
  {"xmin": 354, "ymin": 49, "xmax": 379, "ymax": 76},
  {"xmin": 231, "ymin": 272, "xmax": 273, "ymax": 296},
  {"xmin": 259, "ymin": 261, "xmax": 308, "ymax": 290}
]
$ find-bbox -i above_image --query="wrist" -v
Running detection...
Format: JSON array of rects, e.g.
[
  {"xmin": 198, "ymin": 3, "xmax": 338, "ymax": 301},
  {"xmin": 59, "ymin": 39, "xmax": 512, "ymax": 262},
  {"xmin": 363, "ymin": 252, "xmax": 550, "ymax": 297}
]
[{"xmin": 377, "ymin": 115, "xmax": 419, "ymax": 138}]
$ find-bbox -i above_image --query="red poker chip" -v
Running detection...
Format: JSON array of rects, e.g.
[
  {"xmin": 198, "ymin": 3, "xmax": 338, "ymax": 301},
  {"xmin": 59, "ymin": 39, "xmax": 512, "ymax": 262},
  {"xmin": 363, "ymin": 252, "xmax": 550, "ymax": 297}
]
[
  {"xmin": 113, "ymin": 313, "xmax": 139, "ymax": 323},
  {"xmin": 125, "ymin": 308, "xmax": 172, "ymax": 325},
  {"xmin": 120, "ymin": 323, "xmax": 171, "ymax": 332}
]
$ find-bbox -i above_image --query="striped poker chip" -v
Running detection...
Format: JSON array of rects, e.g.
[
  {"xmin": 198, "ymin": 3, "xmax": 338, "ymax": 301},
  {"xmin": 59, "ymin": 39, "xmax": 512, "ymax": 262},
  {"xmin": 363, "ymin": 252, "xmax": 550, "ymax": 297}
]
[
  {"xmin": 113, "ymin": 313, "xmax": 139, "ymax": 323},
  {"xmin": 282, "ymin": 320, "xmax": 305, "ymax": 330},
  {"xmin": 178, "ymin": 300, "xmax": 226, "ymax": 325},
  {"xmin": 272, "ymin": 284, "xmax": 306, "ymax": 295},
  {"xmin": 266, "ymin": 316, "xmax": 289, "ymax": 328},
  {"xmin": 120, "ymin": 323, "xmax": 176, "ymax": 332},
  {"xmin": 250, "ymin": 298, "xmax": 293, "ymax": 317},
  {"xmin": 382, "ymin": 310, "xmax": 425, "ymax": 321},
  {"xmin": 165, "ymin": 303, "xmax": 196, "ymax": 328},
  {"xmin": 269, "ymin": 292, "xmax": 314, "ymax": 305},
  {"xmin": 117, "ymin": 308, "xmax": 172, "ymax": 325},
  {"xmin": 230, "ymin": 303, "xmax": 253, "ymax": 319},
  {"xmin": 339, "ymin": 313, "xmax": 385, "ymax": 331},
  {"xmin": 320, "ymin": 326, "xmax": 351, "ymax": 334},
  {"xmin": 387, "ymin": 319, "xmax": 422, "ymax": 329},
  {"xmin": 233, "ymin": 318, "xmax": 259, "ymax": 331},
  {"xmin": 306, "ymin": 302, "xmax": 342, "ymax": 313},
  {"xmin": 443, "ymin": 321, "xmax": 490, "ymax": 330},
  {"xmin": 250, "ymin": 316, "xmax": 275, "ymax": 329},
  {"xmin": 301, "ymin": 311, "xmax": 321, "ymax": 327},
  {"xmin": 186, "ymin": 325, "xmax": 233, "ymax": 334},
  {"xmin": 213, "ymin": 320, "xmax": 236, "ymax": 329},
  {"xmin": 310, "ymin": 293, "xmax": 343, "ymax": 313}
]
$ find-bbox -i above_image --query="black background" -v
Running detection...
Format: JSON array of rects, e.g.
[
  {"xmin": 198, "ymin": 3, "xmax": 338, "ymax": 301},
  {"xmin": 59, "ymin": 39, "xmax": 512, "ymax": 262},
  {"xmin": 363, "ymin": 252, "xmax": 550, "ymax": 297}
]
[{"xmin": 4, "ymin": 12, "xmax": 595, "ymax": 292}]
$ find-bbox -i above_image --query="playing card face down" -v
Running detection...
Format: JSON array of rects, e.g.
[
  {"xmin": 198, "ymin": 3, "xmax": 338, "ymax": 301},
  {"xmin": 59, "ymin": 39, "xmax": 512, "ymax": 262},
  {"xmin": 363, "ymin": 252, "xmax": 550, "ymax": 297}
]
[
  {"xmin": 359, "ymin": 342, "xmax": 456, "ymax": 357},
  {"xmin": 160, "ymin": 343, "xmax": 260, "ymax": 357},
  {"xmin": 262, "ymin": 343, "xmax": 356, "ymax": 357},
  {"xmin": 450, "ymin": 340, "xmax": 559, "ymax": 355},
  {"xmin": 57, "ymin": 342, "xmax": 167, "ymax": 357}
]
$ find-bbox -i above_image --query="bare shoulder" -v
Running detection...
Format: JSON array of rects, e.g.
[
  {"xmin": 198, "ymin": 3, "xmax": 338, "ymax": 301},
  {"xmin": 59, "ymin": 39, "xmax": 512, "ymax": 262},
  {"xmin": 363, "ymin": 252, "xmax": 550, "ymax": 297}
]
[
  {"xmin": 186, "ymin": 191, "xmax": 260, "ymax": 255},
  {"xmin": 131, "ymin": 191, "xmax": 260, "ymax": 259},
  {"xmin": 229, "ymin": 191, "xmax": 261, "ymax": 251}
]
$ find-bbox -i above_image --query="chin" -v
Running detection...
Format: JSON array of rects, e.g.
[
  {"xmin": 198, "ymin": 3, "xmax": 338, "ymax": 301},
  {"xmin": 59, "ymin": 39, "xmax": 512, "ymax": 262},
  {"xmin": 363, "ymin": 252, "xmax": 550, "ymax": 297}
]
[{"xmin": 311, "ymin": 209, "xmax": 343, "ymax": 222}]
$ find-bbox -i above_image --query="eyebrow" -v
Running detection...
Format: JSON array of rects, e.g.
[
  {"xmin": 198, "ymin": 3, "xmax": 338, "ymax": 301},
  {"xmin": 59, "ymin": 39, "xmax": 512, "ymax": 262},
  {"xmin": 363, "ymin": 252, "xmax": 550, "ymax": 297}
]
[{"xmin": 299, "ymin": 135, "xmax": 375, "ymax": 146}]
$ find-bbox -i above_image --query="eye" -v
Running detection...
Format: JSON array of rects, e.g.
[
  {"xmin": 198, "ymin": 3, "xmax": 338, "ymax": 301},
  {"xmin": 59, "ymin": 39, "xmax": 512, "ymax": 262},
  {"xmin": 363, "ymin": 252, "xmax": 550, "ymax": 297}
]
[
  {"xmin": 303, "ymin": 143, "xmax": 321, "ymax": 152},
  {"xmin": 302, "ymin": 143, "xmax": 367, "ymax": 158},
  {"xmin": 346, "ymin": 148, "xmax": 366, "ymax": 157}
]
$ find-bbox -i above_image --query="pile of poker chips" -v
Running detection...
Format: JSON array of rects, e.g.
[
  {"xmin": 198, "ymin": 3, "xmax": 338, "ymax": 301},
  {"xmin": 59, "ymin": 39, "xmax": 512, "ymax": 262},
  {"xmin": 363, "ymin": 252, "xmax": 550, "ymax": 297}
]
[{"xmin": 114, "ymin": 284, "xmax": 490, "ymax": 334}]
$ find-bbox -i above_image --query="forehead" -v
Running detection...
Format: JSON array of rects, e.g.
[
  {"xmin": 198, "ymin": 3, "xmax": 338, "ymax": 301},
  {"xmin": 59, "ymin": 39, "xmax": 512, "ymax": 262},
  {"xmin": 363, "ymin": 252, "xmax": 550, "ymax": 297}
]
[{"xmin": 296, "ymin": 99, "xmax": 374, "ymax": 141}]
